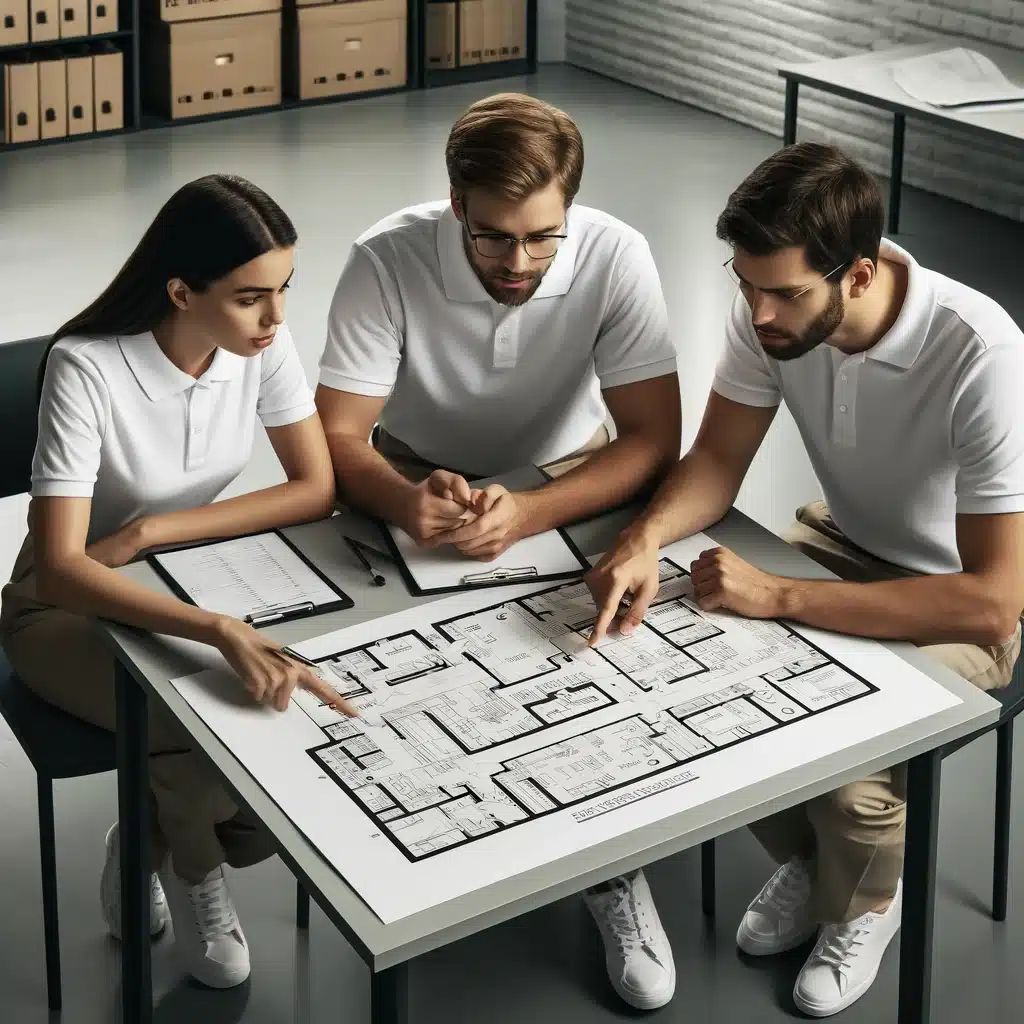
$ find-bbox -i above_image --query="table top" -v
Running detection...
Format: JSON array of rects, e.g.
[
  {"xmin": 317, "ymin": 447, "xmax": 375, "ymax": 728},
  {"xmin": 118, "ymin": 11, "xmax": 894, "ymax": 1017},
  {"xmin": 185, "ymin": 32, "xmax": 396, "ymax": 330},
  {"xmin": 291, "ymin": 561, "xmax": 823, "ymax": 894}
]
[
  {"xmin": 778, "ymin": 38, "xmax": 1024, "ymax": 143},
  {"xmin": 100, "ymin": 505, "xmax": 999, "ymax": 971}
]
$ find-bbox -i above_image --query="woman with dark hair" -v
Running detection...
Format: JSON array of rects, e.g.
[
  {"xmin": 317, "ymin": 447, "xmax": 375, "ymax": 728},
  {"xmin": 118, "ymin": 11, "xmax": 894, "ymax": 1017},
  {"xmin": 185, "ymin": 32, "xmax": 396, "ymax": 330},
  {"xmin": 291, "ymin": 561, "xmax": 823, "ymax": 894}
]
[{"xmin": 1, "ymin": 173, "xmax": 354, "ymax": 989}]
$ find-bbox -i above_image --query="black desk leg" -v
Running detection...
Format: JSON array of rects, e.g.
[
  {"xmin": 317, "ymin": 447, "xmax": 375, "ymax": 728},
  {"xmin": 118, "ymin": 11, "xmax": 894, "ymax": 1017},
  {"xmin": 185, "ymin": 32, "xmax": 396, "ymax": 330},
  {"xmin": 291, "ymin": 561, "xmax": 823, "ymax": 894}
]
[
  {"xmin": 783, "ymin": 79, "xmax": 799, "ymax": 146},
  {"xmin": 899, "ymin": 748, "xmax": 941, "ymax": 1024},
  {"xmin": 115, "ymin": 659, "xmax": 153, "ymax": 1024},
  {"xmin": 889, "ymin": 112, "xmax": 906, "ymax": 234},
  {"xmin": 701, "ymin": 839, "xmax": 716, "ymax": 917},
  {"xmin": 371, "ymin": 962, "xmax": 410, "ymax": 1024}
]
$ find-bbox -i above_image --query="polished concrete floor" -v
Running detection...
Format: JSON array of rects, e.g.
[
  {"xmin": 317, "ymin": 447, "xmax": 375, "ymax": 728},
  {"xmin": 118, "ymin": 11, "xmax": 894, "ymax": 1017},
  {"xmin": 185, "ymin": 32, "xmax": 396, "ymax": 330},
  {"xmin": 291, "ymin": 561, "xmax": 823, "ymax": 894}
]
[{"xmin": 0, "ymin": 65, "xmax": 1022, "ymax": 1023}]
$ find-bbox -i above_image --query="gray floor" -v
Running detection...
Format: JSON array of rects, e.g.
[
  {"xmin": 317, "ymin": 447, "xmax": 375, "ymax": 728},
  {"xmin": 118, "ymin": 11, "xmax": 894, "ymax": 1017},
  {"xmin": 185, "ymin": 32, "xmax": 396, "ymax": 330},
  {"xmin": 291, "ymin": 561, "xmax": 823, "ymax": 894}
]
[{"xmin": 0, "ymin": 65, "xmax": 1022, "ymax": 1023}]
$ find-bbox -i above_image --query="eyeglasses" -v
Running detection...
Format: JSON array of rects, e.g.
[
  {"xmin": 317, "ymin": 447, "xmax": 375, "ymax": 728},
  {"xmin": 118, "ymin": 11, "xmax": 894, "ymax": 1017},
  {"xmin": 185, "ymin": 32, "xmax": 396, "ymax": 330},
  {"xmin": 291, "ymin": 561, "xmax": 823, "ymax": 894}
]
[
  {"xmin": 724, "ymin": 257, "xmax": 848, "ymax": 301},
  {"xmin": 463, "ymin": 202, "xmax": 567, "ymax": 261}
]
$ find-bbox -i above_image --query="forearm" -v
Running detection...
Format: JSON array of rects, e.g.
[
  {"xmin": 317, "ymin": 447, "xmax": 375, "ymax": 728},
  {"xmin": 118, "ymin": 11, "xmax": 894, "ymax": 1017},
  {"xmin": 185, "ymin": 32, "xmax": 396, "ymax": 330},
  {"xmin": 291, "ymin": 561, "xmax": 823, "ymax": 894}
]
[
  {"xmin": 519, "ymin": 434, "xmax": 676, "ymax": 536},
  {"xmin": 779, "ymin": 573, "xmax": 1016, "ymax": 646},
  {"xmin": 326, "ymin": 433, "xmax": 417, "ymax": 525},
  {"xmin": 633, "ymin": 449, "xmax": 739, "ymax": 546},
  {"xmin": 37, "ymin": 553, "xmax": 225, "ymax": 644},
  {"xmin": 142, "ymin": 477, "xmax": 334, "ymax": 551}
]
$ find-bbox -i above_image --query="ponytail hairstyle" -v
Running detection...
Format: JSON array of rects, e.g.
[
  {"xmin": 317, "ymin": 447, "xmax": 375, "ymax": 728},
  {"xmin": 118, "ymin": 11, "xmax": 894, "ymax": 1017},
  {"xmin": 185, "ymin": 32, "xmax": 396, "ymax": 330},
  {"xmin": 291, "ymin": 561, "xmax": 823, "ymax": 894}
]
[{"xmin": 39, "ymin": 173, "xmax": 298, "ymax": 397}]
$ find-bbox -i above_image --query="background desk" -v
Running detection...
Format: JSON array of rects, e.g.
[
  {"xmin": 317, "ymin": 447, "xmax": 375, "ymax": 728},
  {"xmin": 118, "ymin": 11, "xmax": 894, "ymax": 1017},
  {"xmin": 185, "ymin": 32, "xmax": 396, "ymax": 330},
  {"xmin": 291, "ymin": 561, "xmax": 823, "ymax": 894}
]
[{"xmin": 103, "ymin": 506, "xmax": 998, "ymax": 1024}]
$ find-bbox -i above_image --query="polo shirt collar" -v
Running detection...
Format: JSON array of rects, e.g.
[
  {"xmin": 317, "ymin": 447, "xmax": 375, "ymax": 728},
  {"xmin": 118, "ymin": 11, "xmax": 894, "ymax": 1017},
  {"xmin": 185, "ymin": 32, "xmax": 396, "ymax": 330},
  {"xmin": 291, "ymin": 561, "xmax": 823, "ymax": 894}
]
[
  {"xmin": 120, "ymin": 332, "xmax": 245, "ymax": 401},
  {"xmin": 436, "ymin": 204, "xmax": 579, "ymax": 304},
  {"xmin": 864, "ymin": 238, "xmax": 933, "ymax": 370}
]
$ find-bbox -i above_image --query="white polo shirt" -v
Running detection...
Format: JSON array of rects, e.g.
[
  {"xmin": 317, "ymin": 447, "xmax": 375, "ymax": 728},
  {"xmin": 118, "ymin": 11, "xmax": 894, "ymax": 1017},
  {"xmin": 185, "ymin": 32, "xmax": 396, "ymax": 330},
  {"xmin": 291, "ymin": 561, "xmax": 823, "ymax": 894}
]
[
  {"xmin": 318, "ymin": 200, "xmax": 677, "ymax": 476},
  {"xmin": 33, "ymin": 324, "xmax": 316, "ymax": 545},
  {"xmin": 712, "ymin": 239, "xmax": 1024, "ymax": 575}
]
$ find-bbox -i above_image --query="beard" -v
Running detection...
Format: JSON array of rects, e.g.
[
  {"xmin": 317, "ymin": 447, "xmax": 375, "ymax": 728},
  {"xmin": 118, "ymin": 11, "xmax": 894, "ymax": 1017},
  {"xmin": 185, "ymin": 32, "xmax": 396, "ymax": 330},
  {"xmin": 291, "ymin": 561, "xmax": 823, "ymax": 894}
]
[
  {"xmin": 756, "ymin": 284, "xmax": 845, "ymax": 361},
  {"xmin": 478, "ymin": 267, "xmax": 547, "ymax": 306}
]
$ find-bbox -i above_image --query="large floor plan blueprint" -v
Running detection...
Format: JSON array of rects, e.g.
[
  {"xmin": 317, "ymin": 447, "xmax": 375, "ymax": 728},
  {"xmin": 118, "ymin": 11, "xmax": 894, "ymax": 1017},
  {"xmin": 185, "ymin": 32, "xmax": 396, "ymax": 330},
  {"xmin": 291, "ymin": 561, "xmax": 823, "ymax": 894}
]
[{"xmin": 170, "ymin": 533, "xmax": 962, "ymax": 924}]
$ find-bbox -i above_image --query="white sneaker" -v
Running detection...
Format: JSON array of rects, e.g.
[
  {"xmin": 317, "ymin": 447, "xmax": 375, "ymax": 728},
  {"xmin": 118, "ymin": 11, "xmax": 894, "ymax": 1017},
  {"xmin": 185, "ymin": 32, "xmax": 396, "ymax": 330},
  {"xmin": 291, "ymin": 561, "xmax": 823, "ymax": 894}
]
[
  {"xmin": 793, "ymin": 878, "xmax": 903, "ymax": 1017},
  {"xmin": 583, "ymin": 870, "xmax": 676, "ymax": 1010},
  {"xmin": 100, "ymin": 823, "xmax": 170, "ymax": 941},
  {"xmin": 159, "ymin": 860, "xmax": 250, "ymax": 989},
  {"xmin": 737, "ymin": 857, "xmax": 817, "ymax": 956}
]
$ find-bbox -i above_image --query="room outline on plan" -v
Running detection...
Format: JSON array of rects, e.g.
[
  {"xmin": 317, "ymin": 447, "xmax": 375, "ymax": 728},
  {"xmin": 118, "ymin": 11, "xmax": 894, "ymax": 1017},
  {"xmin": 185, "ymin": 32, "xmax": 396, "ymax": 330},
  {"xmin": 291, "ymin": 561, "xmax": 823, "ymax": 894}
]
[{"xmin": 291, "ymin": 558, "xmax": 877, "ymax": 863}]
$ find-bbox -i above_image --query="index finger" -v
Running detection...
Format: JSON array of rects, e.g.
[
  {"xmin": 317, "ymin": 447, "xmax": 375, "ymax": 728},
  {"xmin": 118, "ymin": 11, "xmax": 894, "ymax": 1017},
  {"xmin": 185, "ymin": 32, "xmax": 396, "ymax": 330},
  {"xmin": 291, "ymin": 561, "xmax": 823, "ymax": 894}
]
[
  {"xmin": 588, "ymin": 578, "xmax": 628, "ymax": 647},
  {"xmin": 300, "ymin": 671, "xmax": 359, "ymax": 718}
]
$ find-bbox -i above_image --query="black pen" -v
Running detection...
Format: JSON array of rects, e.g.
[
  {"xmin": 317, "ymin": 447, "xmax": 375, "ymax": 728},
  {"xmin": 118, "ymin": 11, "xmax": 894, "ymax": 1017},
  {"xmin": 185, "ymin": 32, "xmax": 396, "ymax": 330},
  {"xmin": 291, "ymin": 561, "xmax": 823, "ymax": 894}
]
[{"xmin": 344, "ymin": 535, "xmax": 386, "ymax": 586}]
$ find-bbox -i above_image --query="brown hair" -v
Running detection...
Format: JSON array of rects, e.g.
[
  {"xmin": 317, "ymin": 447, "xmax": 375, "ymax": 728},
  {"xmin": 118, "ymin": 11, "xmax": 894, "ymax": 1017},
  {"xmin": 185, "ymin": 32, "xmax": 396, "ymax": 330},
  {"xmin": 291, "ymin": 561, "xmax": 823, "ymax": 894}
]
[
  {"xmin": 445, "ymin": 92, "xmax": 584, "ymax": 205},
  {"xmin": 716, "ymin": 142, "xmax": 884, "ymax": 274}
]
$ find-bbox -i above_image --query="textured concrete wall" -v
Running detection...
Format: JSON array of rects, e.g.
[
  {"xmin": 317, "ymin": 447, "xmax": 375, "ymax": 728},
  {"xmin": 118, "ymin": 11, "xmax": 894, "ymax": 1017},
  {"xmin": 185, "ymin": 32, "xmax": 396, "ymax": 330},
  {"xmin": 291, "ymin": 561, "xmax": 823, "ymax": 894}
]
[{"xmin": 566, "ymin": 1, "xmax": 1024, "ymax": 220}]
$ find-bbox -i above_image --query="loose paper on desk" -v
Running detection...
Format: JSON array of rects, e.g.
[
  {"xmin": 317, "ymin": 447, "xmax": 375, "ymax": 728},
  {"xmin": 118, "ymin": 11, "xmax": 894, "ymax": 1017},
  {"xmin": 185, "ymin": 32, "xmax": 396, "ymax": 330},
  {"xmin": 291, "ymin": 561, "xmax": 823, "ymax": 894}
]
[
  {"xmin": 384, "ymin": 465, "xmax": 589, "ymax": 594},
  {"xmin": 170, "ymin": 531, "xmax": 963, "ymax": 925},
  {"xmin": 891, "ymin": 47, "xmax": 1024, "ymax": 108},
  {"xmin": 151, "ymin": 532, "xmax": 342, "ymax": 621}
]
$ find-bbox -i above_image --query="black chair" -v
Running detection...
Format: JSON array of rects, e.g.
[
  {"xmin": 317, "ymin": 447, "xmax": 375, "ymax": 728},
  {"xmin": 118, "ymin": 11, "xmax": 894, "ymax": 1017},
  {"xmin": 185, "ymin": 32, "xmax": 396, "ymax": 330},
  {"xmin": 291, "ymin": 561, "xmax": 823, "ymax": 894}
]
[
  {"xmin": 699, "ymin": 647, "xmax": 1024, "ymax": 922},
  {"xmin": 0, "ymin": 337, "xmax": 311, "ymax": 1010}
]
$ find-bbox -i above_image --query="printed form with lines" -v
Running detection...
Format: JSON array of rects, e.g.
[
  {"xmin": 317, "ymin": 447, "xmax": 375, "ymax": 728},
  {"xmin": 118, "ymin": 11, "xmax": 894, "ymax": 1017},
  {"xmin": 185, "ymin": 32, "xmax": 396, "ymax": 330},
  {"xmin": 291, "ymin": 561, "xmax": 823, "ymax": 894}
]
[{"xmin": 170, "ymin": 533, "xmax": 962, "ymax": 924}]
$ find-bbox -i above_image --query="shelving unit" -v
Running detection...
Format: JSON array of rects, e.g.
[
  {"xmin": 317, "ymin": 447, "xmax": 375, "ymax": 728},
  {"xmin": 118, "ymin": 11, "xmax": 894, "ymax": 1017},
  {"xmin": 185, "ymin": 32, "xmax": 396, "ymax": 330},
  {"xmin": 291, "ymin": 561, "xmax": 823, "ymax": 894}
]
[{"xmin": 0, "ymin": 0, "xmax": 537, "ymax": 152}]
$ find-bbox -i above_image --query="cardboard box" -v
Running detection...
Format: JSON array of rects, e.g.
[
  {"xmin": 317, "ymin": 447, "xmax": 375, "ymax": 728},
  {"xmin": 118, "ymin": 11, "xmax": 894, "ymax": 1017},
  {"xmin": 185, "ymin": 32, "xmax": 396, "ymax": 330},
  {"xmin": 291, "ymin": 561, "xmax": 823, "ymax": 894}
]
[
  {"xmin": 58, "ymin": 0, "xmax": 86, "ymax": 37},
  {"xmin": 0, "ymin": 0, "xmax": 29, "ymax": 46},
  {"xmin": 37, "ymin": 53, "xmax": 67, "ymax": 138},
  {"xmin": 481, "ymin": 0, "xmax": 502, "ymax": 63},
  {"xmin": 4, "ymin": 58, "xmax": 39, "ymax": 143},
  {"xmin": 458, "ymin": 0, "xmax": 482, "ymax": 66},
  {"xmin": 29, "ymin": 0, "xmax": 58, "ymax": 40},
  {"xmin": 157, "ymin": 0, "xmax": 279, "ymax": 23},
  {"xmin": 89, "ymin": 0, "xmax": 117, "ymax": 33},
  {"xmin": 65, "ymin": 51, "xmax": 93, "ymax": 133},
  {"xmin": 144, "ymin": 12, "xmax": 281, "ymax": 120},
  {"xmin": 425, "ymin": 1, "xmax": 455, "ymax": 70},
  {"xmin": 93, "ymin": 46, "xmax": 122, "ymax": 131},
  {"xmin": 499, "ymin": 0, "xmax": 524, "ymax": 59},
  {"xmin": 288, "ymin": 1, "xmax": 406, "ymax": 101}
]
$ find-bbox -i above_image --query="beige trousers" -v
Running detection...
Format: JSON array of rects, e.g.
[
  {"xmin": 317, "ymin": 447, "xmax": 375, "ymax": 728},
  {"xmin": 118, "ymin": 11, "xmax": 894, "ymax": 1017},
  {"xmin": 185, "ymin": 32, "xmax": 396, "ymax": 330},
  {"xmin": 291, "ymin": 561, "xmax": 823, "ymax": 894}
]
[
  {"xmin": 0, "ymin": 536, "xmax": 275, "ymax": 883},
  {"xmin": 748, "ymin": 501, "xmax": 1020, "ymax": 923}
]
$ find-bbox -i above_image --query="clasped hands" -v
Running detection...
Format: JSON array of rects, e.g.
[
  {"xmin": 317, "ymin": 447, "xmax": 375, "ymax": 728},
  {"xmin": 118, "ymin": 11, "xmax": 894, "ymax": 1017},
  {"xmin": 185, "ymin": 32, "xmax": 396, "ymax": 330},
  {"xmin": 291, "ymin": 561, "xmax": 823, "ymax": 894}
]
[{"xmin": 401, "ymin": 469, "xmax": 528, "ymax": 561}]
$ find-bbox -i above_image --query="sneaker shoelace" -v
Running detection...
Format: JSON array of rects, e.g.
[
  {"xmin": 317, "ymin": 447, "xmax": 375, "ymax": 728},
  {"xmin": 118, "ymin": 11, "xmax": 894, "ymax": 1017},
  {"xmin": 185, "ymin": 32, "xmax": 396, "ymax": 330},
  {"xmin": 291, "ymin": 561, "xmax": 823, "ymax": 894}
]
[
  {"xmin": 601, "ymin": 879, "xmax": 663, "ymax": 964},
  {"xmin": 811, "ymin": 922, "xmax": 867, "ymax": 973},
  {"xmin": 761, "ymin": 863, "xmax": 809, "ymax": 917},
  {"xmin": 185, "ymin": 872, "xmax": 240, "ymax": 944}
]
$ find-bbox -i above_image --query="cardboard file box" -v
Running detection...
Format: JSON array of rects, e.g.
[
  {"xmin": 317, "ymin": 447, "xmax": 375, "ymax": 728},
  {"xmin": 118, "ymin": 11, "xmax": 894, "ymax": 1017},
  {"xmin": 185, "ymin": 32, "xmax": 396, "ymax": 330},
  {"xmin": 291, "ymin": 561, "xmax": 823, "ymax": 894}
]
[
  {"xmin": 425, "ymin": 1, "xmax": 455, "ymax": 70},
  {"xmin": 1, "ymin": 0, "xmax": 29, "ymax": 46},
  {"xmin": 481, "ymin": 0, "xmax": 501, "ymax": 63},
  {"xmin": 89, "ymin": 0, "xmax": 117, "ymax": 33},
  {"xmin": 29, "ymin": 0, "xmax": 58, "ymax": 41},
  {"xmin": 143, "ymin": 12, "xmax": 282, "ymax": 120},
  {"xmin": 503, "ymin": 0, "xmax": 525, "ymax": 59},
  {"xmin": 93, "ymin": 45, "xmax": 123, "ymax": 131},
  {"xmin": 4, "ymin": 57, "xmax": 39, "ymax": 142},
  {"xmin": 458, "ymin": 0, "xmax": 482, "ymax": 66},
  {"xmin": 157, "ymin": 0, "xmax": 279, "ymax": 22},
  {"xmin": 58, "ymin": 0, "xmax": 86, "ymax": 37},
  {"xmin": 287, "ymin": 0, "xmax": 406, "ymax": 102},
  {"xmin": 65, "ymin": 49, "xmax": 93, "ymax": 133},
  {"xmin": 37, "ymin": 52, "xmax": 67, "ymax": 138}
]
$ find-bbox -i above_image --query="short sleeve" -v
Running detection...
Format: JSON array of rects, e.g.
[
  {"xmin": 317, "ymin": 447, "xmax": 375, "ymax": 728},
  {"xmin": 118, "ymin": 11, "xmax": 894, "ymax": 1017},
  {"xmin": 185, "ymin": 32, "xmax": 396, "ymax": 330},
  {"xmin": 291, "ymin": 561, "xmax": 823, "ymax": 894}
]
[
  {"xmin": 711, "ymin": 292, "xmax": 782, "ymax": 408},
  {"xmin": 952, "ymin": 343, "xmax": 1024, "ymax": 514},
  {"xmin": 256, "ymin": 323, "xmax": 317, "ymax": 429},
  {"xmin": 318, "ymin": 243, "xmax": 402, "ymax": 397},
  {"xmin": 593, "ymin": 234, "xmax": 677, "ymax": 389},
  {"xmin": 32, "ymin": 344, "xmax": 108, "ymax": 498}
]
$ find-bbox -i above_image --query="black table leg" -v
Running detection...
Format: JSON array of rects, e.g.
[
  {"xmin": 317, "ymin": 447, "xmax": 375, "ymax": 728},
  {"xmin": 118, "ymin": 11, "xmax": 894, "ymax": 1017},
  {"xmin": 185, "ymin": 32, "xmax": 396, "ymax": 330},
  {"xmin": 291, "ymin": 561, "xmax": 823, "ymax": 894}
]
[
  {"xmin": 899, "ymin": 748, "xmax": 941, "ymax": 1024},
  {"xmin": 371, "ymin": 962, "xmax": 409, "ymax": 1024},
  {"xmin": 888, "ymin": 113, "xmax": 906, "ymax": 234},
  {"xmin": 701, "ymin": 839, "xmax": 716, "ymax": 917},
  {"xmin": 783, "ymin": 79, "xmax": 799, "ymax": 146},
  {"xmin": 115, "ymin": 659, "xmax": 152, "ymax": 1024}
]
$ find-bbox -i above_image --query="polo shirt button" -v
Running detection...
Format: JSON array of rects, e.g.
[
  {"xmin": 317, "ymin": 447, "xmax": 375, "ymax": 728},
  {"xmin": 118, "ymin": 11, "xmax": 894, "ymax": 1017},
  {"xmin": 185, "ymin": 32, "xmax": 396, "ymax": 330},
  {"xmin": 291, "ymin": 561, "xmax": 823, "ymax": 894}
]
[
  {"xmin": 841, "ymin": 374, "xmax": 848, "ymax": 382},
  {"xmin": 839, "ymin": 405, "xmax": 848, "ymax": 413}
]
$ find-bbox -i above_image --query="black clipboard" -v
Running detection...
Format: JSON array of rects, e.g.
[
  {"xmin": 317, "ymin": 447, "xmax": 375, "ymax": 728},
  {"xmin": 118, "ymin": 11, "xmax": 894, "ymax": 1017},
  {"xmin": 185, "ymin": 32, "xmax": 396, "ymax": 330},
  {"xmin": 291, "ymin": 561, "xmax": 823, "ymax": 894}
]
[
  {"xmin": 376, "ymin": 464, "xmax": 592, "ymax": 597},
  {"xmin": 148, "ymin": 529, "xmax": 354, "ymax": 627}
]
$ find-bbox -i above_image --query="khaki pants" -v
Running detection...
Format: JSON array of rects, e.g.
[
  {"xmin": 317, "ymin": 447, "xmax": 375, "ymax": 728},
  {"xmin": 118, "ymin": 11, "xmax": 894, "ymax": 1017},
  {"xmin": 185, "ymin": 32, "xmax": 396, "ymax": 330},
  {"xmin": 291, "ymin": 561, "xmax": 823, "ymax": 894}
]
[
  {"xmin": 0, "ymin": 537, "xmax": 274, "ymax": 884},
  {"xmin": 748, "ymin": 501, "xmax": 1020, "ymax": 923},
  {"xmin": 372, "ymin": 424, "xmax": 611, "ymax": 483}
]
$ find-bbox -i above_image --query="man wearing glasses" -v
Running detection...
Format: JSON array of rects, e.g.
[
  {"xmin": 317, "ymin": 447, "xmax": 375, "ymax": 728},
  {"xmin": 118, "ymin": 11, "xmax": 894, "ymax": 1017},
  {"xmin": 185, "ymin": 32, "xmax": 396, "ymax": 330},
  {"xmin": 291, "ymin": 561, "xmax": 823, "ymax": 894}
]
[
  {"xmin": 587, "ymin": 141, "xmax": 1024, "ymax": 1016},
  {"xmin": 315, "ymin": 92, "xmax": 680, "ymax": 564}
]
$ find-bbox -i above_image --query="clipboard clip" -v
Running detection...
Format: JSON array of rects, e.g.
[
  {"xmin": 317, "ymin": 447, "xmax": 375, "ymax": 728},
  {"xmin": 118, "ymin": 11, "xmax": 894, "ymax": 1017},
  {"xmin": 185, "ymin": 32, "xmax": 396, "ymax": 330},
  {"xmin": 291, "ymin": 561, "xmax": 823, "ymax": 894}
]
[
  {"xmin": 246, "ymin": 601, "xmax": 315, "ymax": 626},
  {"xmin": 460, "ymin": 565, "xmax": 539, "ymax": 585}
]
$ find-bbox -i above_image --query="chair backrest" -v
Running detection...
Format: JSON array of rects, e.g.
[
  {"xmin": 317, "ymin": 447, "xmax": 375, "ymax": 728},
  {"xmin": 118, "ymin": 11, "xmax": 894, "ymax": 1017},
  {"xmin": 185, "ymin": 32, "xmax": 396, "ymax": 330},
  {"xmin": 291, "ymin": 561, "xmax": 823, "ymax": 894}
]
[{"xmin": 0, "ymin": 336, "xmax": 49, "ymax": 499}]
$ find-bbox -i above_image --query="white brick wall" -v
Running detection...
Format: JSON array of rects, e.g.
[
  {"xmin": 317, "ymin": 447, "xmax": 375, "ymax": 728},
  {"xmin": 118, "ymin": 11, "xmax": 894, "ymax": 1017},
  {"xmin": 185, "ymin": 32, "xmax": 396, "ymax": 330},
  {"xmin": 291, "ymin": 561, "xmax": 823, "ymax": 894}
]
[{"xmin": 565, "ymin": 1, "xmax": 1024, "ymax": 220}]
